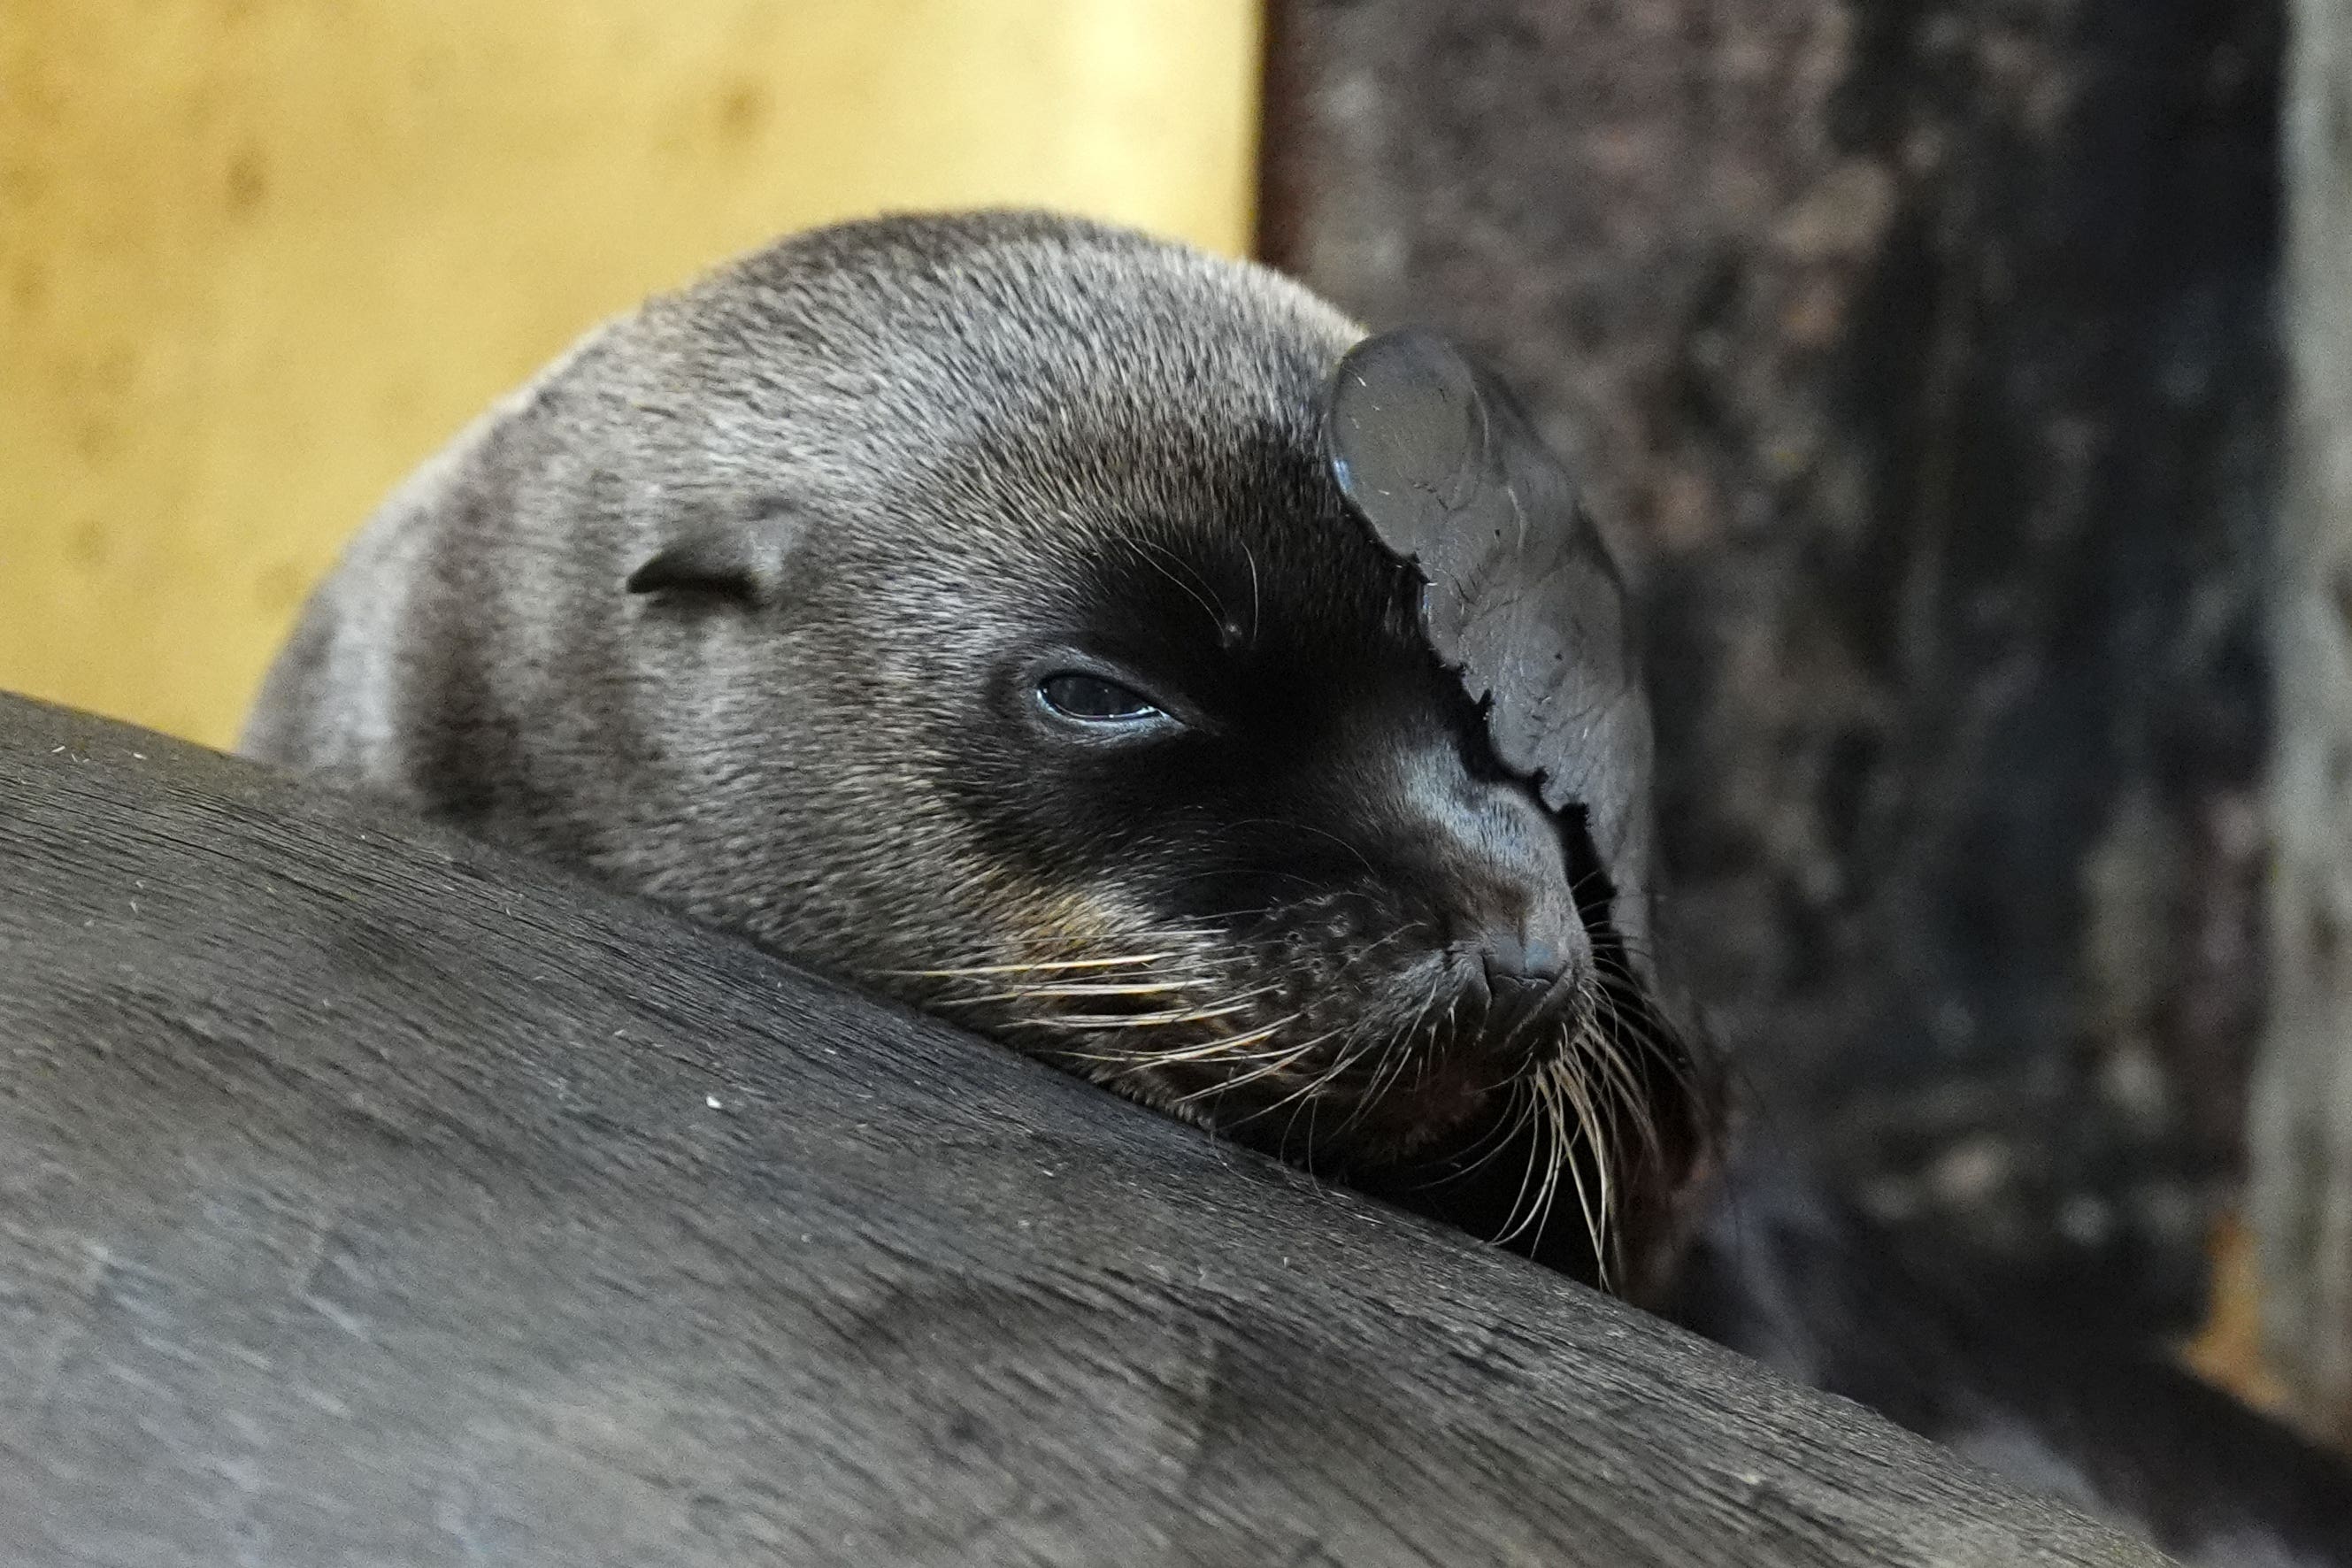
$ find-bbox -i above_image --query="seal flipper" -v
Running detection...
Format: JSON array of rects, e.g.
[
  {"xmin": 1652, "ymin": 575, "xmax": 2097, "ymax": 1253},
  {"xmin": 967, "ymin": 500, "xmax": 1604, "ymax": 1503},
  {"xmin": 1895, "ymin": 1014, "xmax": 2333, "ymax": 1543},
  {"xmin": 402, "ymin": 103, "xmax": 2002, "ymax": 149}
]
[{"xmin": 624, "ymin": 496, "xmax": 805, "ymax": 606}]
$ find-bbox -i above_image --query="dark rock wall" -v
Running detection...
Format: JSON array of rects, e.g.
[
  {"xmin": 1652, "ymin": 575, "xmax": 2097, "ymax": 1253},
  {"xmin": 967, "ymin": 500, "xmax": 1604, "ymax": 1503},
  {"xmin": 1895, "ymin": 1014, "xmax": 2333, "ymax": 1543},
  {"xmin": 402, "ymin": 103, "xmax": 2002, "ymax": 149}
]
[{"xmin": 1261, "ymin": 0, "xmax": 2282, "ymax": 1331}]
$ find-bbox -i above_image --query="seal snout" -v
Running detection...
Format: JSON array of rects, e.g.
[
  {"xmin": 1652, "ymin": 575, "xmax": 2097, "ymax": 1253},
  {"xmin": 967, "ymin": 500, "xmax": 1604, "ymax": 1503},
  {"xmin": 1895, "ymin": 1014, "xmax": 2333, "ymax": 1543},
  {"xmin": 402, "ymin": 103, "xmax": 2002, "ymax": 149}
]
[{"xmin": 1405, "ymin": 752, "xmax": 1591, "ymax": 1027}]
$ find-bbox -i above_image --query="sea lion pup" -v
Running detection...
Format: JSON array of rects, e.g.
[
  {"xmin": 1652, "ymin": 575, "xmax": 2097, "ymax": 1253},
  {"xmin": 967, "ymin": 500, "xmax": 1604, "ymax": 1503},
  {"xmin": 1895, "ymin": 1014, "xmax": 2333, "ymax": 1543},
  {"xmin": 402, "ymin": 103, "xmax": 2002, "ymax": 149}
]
[{"xmin": 243, "ymin": 210, "xmax": 1715, "ymax": 1293}]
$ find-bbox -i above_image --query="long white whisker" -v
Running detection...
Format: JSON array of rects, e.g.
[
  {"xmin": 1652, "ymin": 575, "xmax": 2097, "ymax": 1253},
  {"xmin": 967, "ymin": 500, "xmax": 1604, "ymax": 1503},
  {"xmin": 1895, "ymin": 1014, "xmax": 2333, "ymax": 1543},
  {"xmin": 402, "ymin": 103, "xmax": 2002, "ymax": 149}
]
[
  {"xmin": 1178, "ymin": 1030, "xmax": 1333, "ymax": 1108},
  {"xmin": 956, "ymin": 980, "xmax": 1216, "ymax": 1003},
  {"xmin": 879, "ymin": 953, "xmax": 1189, "ymax": 979},
  {"xmin": 1018, "ymin": 999, "xmax": 1262, "ymax": 1030}
]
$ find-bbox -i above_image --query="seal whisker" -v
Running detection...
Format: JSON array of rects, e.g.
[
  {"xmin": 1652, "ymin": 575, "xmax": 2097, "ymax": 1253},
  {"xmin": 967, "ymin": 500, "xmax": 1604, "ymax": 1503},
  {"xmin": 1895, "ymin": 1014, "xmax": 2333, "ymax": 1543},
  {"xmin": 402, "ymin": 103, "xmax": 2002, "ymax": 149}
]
[
  {"xmin": 1174, "ymin": 1030, "xmax": 1334, "ymax": 1109},
  {"xmin": 1015, "ymin": 997, "xmax": 1265, "ymax": 1029},
  {"xmin": 1530, "ymin": 1066, "xmax": 1603, "ymax": 1274},
  {"xmin": 1319, "ymin": 962, "xmax": 1445, "ymax": 1144},
  {"xmin": 1580, "ymin": 957, "xmax": 1710, "ymax": 1132},
  {"xmin": 1120, "ymin": 531, "xmax": 1229, "ymax": 631},
  {"xmin": 1494, "ymin": 982, "xmax": 1564, "ymax": 1063},
  {"xmin": 1055, "ymin": 1043, "xmax": 1299, "ymax": 1069},
  {"xmin": 1549, "ymin": 1055, "xmax": 1619, "ymax": 1285},
  {"xmin": 1051, "ymin": 1029, "xmax": 1310, "ymax": 1072},
  {"xmin": 1491, "ymin": 1068, "xmax": 1559, "ymax": 1257},
  {"xmin": 1011, "ymin": 1005, "xmax": 1311, "ymax": 1073},
  {"xmin": 956, "ymin": 980, "xmax": 1218, "ymax": 1003},
  {"xmin": 880, "ymin": 952, "xmax": 1197, "ymax": 978},
  {"xmin": 1311, "ymin": 1030, "xmax": 1405, "ymax": 1150},
  {"xmin": 1193, "ymin": 1036, "xmax": 1333, "ymax": 1104},
  {"xmin": 1338, "ymin": 1034, "xmax": 1414, "ymax": 1141},
  {"xmin": 1494, "ymin": 1075, "xmax": 1564, "ymax": 1250},
  {"xmin": 1261, "ymin": 1028, "xmax": 1387, "ymax": 1141},
  {"xmin": 1441, "ymin": 1080, "xmax": 1548, "ymax": 1186},
  {"xmin": 1566, "ymin": 978, "xmax": 1646, "ymax": 1113},
  {"xmin": 1137, "ymin": 1013, "xmax": 1306, "ymax": 1063},
  {"xmin": 1576, "ymin": 996, "xmax": 1664, "ymax": 1175},
  {"xmin": 1242, "ymin": 538, "xmax": 1262, "ymax": 648}
]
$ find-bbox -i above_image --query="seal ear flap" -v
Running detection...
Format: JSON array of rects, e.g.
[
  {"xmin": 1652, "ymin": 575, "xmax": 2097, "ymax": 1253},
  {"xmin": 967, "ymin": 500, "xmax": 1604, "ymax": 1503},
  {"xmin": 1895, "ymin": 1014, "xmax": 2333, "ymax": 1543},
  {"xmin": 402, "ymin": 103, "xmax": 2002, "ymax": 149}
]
[{"xmin": 624, "ymin": 496, "xmax": 804, "ymax": 607}]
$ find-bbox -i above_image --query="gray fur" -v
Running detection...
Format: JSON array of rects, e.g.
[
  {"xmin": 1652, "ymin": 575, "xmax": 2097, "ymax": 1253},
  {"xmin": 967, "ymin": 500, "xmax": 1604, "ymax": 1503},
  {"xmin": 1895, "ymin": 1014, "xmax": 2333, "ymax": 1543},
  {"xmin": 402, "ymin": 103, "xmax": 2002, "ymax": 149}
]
[{"xmin": 244, "ymin": 211, "xmax": 1362, "ymax": 988}]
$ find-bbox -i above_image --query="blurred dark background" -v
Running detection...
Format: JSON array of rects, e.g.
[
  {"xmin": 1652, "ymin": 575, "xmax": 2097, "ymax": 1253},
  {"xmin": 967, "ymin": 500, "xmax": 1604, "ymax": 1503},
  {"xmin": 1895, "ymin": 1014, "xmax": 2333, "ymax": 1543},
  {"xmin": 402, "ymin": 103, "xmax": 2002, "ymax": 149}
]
[{"xmin": 1260, "ymin": 0, "xmax": 2283, "ymax": 1360}]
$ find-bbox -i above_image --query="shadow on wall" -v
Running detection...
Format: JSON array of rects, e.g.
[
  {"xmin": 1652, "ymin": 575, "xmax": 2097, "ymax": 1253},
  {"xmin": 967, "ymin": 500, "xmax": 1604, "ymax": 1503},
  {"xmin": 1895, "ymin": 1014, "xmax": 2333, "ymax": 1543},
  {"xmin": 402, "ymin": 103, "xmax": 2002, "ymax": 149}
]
[{"xmin": 0, "ymin": 0, "xmax": 1261, "ymax": 747}]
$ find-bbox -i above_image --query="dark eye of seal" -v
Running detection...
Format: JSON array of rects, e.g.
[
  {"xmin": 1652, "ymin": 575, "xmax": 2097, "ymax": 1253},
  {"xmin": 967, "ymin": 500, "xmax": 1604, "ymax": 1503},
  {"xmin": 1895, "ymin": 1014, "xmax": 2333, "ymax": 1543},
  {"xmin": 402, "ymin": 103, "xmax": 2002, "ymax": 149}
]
[{"xmin": 1037, "ymin": 672, "xmax": 1168, "ymax": 726}]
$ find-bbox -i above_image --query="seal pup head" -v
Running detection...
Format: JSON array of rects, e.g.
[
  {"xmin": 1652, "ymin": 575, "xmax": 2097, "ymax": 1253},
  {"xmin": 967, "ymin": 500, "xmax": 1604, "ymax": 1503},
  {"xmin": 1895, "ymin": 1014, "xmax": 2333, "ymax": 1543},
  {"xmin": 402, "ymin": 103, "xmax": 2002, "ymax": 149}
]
[{"xmin": 245, "ymin": 211, "xmax": 1716, "ymax": 1289}]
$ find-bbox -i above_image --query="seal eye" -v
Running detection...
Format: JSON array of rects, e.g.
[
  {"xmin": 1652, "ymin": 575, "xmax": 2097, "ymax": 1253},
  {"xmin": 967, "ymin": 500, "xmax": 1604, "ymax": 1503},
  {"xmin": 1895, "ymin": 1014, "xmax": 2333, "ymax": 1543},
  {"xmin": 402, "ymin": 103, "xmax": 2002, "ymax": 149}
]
[{"xmin": 1038, "ymin": 673, "xmax": 1165, "ymax": 725}]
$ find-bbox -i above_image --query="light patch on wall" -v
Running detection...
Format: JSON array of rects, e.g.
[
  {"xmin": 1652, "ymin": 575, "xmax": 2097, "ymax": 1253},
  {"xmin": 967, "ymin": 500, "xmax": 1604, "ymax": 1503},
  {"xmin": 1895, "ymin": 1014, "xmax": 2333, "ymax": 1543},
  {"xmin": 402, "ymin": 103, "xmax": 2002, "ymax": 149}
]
[{"xmin": 0, "ymin": 0, "xmax": 1263, "ymax": 745}]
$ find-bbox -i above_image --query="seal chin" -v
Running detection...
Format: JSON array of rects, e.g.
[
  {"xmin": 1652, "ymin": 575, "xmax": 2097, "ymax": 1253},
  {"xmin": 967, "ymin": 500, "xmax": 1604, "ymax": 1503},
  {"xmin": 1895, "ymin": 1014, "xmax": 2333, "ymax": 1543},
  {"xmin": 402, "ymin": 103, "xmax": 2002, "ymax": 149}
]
[
  {"xmin": 1315, "ymin": 988, "xmax": 1591, "ymax": 1162},
  {"xmin": 1318, "ymin": 1057, "xmax": 1514, "ymax": 1162},
  {"xmin": 1089, "ymin": 1034, "xmax": 1527, "ymax": 1167}
]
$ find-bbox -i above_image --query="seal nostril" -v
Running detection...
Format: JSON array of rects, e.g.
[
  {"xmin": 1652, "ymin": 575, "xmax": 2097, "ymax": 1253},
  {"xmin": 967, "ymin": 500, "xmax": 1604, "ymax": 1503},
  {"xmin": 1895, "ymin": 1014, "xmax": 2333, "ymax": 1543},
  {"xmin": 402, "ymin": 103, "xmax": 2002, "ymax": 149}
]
[
  {"xmin": 1478, "ymin": 928, "xmax": 1566, "ymax": 989},
  {"xmin": 1470, "ymin": 928, "xmax": 1572, "ymax": 1033}
]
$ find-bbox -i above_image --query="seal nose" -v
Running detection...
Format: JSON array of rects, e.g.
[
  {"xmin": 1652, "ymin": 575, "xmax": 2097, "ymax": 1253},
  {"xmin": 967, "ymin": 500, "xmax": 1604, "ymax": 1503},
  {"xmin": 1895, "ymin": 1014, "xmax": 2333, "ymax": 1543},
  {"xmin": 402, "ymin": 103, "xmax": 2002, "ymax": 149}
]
[
  {"xmin": 1478, "ymin": 926, "xmax": 1568, "ymax": 992},
  {"xmin": 1387, "ymin": 737, "xmax": 1589, "ymax": 1015},
  {"xmin": 1470, "ymin": 919, "xmax": 1578, "ymax": 1024}
]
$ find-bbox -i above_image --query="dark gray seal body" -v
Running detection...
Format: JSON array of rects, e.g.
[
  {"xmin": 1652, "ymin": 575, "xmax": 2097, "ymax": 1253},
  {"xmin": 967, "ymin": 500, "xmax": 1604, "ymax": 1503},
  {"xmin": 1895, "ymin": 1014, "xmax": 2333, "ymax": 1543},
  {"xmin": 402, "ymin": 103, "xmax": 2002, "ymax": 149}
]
[
  {"xmin": 239, "ymin": 210, "xmax": 2352, "ymax": 1563},
  {"xmin": 243, "ymin": 211, "xmax": 1711, "ymax": 1289},
  {"xmin": 0, "ymin": 691, "xmax": 2161, "ymax": 1568}
]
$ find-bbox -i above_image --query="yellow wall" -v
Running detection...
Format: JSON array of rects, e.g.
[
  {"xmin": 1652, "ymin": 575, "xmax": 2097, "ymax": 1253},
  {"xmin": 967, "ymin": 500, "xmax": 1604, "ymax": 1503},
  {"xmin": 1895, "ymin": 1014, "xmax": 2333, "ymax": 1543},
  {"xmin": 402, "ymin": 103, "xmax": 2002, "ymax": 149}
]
[{"xmin": 1, "ymin": 1, "xmax": 1262, "ymax": 747}]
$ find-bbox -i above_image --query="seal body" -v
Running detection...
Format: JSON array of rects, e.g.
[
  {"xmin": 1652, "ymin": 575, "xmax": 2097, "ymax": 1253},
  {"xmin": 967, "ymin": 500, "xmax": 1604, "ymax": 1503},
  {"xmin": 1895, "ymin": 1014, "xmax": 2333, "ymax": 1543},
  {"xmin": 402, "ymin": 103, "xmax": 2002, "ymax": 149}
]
[
  {"xmin": 240, "ymin": 211, "xmax": 2352, "ymax": 1561},
  {"xmin": 244, "ymin": 211, "xmax": 1710, "ymax": 1286},
  {"xmin": 0, "ymin": 692, "xmax": 2166, "ymax": 1568}
]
